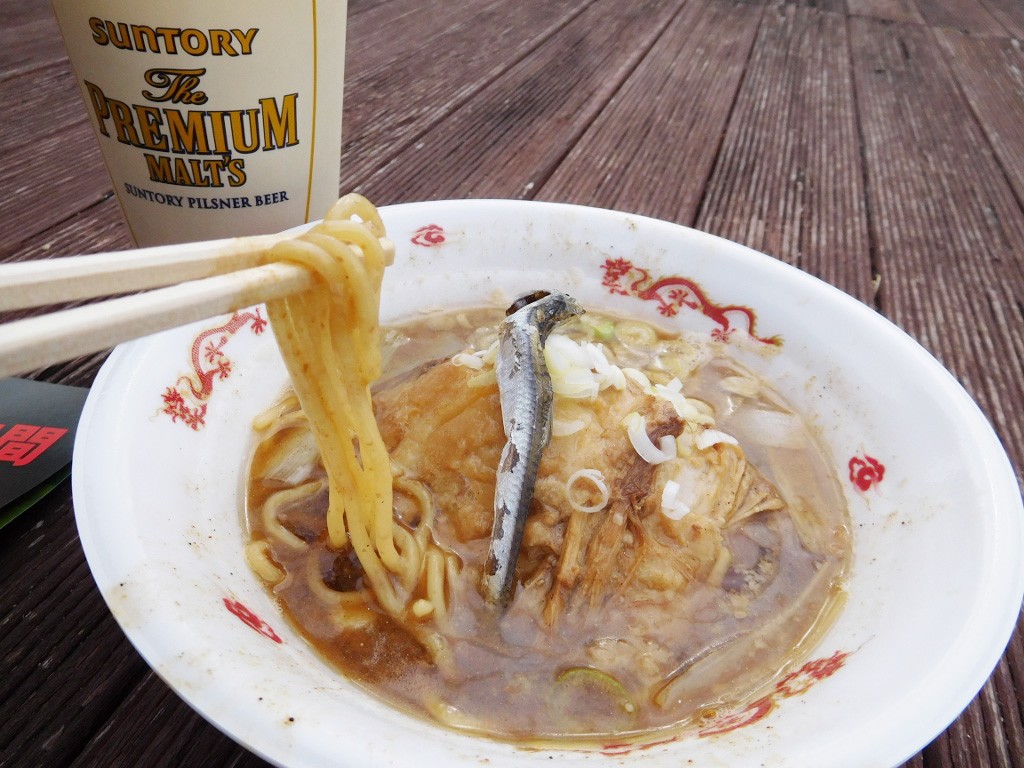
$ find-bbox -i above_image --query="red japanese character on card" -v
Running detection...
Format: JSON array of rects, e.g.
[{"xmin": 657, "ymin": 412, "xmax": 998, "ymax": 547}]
[{"xmin": 0, "ymin": 424, "xmax": 68, "ymax": 467}]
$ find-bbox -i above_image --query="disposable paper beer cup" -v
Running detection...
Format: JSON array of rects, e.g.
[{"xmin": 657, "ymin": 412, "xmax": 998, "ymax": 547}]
[{"xmin": 50, "ymin": 0, "xmax": 348, "ymax": 246}]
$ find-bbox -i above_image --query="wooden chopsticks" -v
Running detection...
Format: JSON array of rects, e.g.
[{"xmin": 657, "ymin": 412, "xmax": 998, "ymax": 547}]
[
  {"xmin": 0, "ymin": 234, "xmax": 313, "ymax": 379},
  {"xmin": 0, "ymin": 232, "xmax": 292, "ymax": 311}
]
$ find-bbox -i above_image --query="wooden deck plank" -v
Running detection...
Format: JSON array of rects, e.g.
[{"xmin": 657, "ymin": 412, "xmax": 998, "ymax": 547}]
[
  {"xmin": 0, "ymin": 532, "xmax": 103, "ymax": 694},
  {"xmin": 976, "ymin": 0, "xmax": 1024, "ymax": 37},
  {"xmin": 0, "ymin": 0, "xmax": 65, "ymax": 79},
  {"xmin": 0, "ymin": 494, "xmax": 149, "ymax": 767},
  {"xmin": 0, "ymin": 0, "xmax": 50, "ymax": 29},
  {"xmin": 849, "ymin": 16, "xmax": 1024, "ymax": 490},
  {"xmin": 70, "ymin": 673, "xmax": 269, "ymax": 768},
  {"xmin": 694, "ymin": 4, "xmax": 872, "ymax": 300},
  {"xmin": 0, "ymin": 598, "xmax": 147, "ymax": 767},
  {"xmin": 0, "ymin": 125, "xmax": 112, "ymax": 259},
  {"xmin": 847, "ymin": 0, "xmax": 925, "ymax": 24},
  {"xmin": 345, "ymin": 0, "xmax": 502, "ymax": 67},
  {"xmin": 349, "ymin": 0, "xmax": 403, "ymax": 16},
  {"xmin": 780, "ymin": 0, "xmax": 846, "ymax": 11},
  {"xmin": 353, "ymin": 0, "xmax": 687, "ymax": 203},
  {"xmin": 0, "ymin": 195, "xmax": 129, "ymax": 266},
  {"xmin": 935, "ymin": 30, "xmax": 1024, "ymax": 208},
  {"xmin": 908, "ymin": 0, "xmax": 1006, "ymax": 35},
  {"xmin": 0, "ymin": 61, "xmax": 88, "ymax": 156},
  {"xmin": 0, "ymin": 20, "xmax": 67, "ymax": 82},
  {"xmin": 981, "ymin": 665, "xmax": 1023, "ymax": 768},
  {"xmin": 1002, "ymin": 626, "xmax": 1024, "ymax": 767},
  {"xmin": 947, "ymin": 697, "xmax": 998, "ymax": 768},
  {"xmin": 538, "ymin": 0, "xmax": 764, "ymax": 225},
  {"xmin": 340, "ymin": 0, "xmax": 597, "ymax": 192}
]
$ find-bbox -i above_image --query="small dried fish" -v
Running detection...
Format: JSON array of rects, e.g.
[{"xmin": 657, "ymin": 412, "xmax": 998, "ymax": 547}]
[{"xmin": 481, "ymin": 290, "xmax": 583, "ymax": 608}]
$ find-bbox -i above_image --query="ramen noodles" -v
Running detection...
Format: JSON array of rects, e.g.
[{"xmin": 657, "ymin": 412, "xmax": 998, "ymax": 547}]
[{"xmin": 246, "ymin": 221, "xmax": 851, "ymax": 740}]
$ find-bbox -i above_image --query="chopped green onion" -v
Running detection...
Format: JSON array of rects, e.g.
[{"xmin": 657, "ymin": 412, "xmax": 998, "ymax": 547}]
[{"xmin": 555, "ymin": 667, "xmax": 637, "ymax": 715}]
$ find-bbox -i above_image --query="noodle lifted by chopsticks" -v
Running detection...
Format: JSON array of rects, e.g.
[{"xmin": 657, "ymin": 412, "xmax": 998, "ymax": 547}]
[{"xmin": 262, "ymin": 194, "xmax": 409, "ymax": 614}]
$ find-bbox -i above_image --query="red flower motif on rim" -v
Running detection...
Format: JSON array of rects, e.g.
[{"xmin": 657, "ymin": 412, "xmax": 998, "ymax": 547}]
[
  {"xmin": 697, "ymin": 650, "xmax": 851, "ymax": 738},
  {"xmin": 698, "ymin": 696, "xmax": 775, "ymax": 738},
  {"xmin": 601, "ymin": 735, "xmax": 679, "ymax": 757},
  {"xmin": 411, "ymin": 224, "xmax": 445, "ymax": 246},
  {"xmin": 599, "ymin": 650, "xmax": 852, "ymax": 751},
  {"xmin": 774, "ymin": 651, "xmax": 850, "ymax": 698},
  {"xmin": 223, "ymin": 597, "xmax": 283, "ymax": 644},
  {"xmin": 849, "ymin": 454, "xmax": 885, "ymax": 491},
  {"xmin": 160, "ymin": 309, "xmax": 268, "ymax": 430},
  {"xmin": 600, "ymin": 258, "xmax": 781, "ymax": 346}
]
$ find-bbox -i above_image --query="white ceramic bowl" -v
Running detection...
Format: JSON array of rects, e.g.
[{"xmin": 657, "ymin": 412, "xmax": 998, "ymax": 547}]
[{"xmin": 73, "ymin": 200, "xmax": 1024, "ymax": 768}]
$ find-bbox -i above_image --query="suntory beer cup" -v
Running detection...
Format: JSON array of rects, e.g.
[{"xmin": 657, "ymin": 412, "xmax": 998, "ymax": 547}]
[{"xmin": 50, "ymin": 0, "xmax": 348, "ymax": 246}]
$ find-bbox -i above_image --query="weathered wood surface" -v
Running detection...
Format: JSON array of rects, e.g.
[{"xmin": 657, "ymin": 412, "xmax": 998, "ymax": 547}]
[{"xmin": 1, "ymin": 0, "xmax": 1022, "ymax": 766}]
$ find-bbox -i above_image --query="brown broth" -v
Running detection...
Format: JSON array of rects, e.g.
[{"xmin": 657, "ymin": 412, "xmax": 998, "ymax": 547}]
[{"xmin": 245, "ymin": 309, "xmax": 850, "ymax": 743}]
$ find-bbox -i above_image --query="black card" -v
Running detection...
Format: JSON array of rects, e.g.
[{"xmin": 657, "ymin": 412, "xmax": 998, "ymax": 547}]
[{"xmin": 0, "ymin": 378, "xmax": 89, "ymax": 523}]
